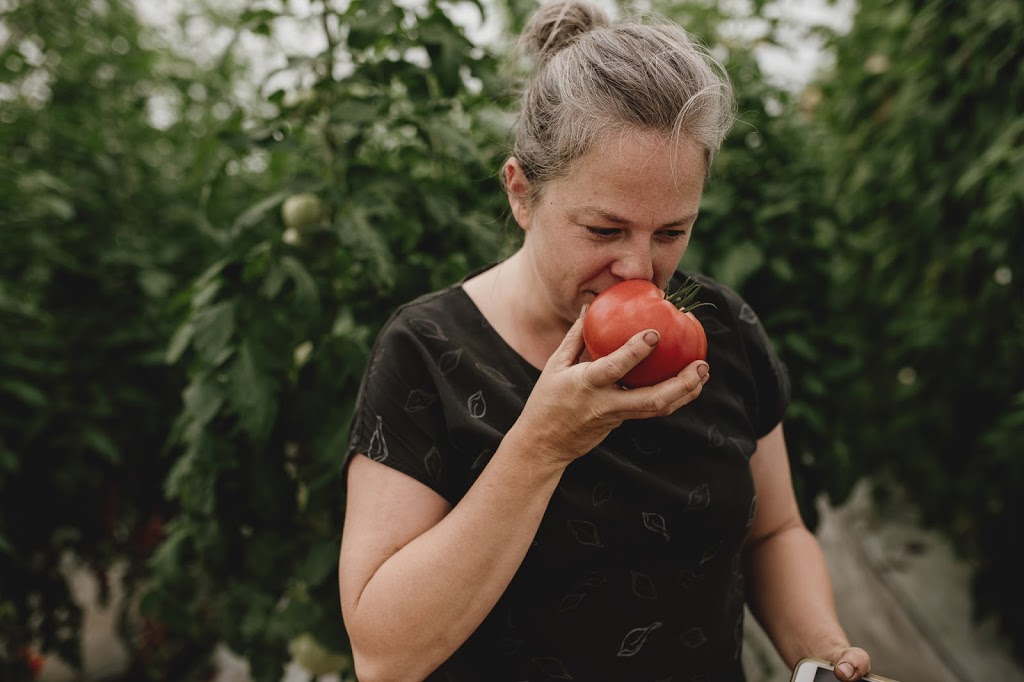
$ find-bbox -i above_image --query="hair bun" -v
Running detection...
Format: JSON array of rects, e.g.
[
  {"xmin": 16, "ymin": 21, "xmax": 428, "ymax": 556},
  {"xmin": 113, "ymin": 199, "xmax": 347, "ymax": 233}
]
[{"xmin": 520, "ymin": 0, "xmax": 610, "ymax": 64}]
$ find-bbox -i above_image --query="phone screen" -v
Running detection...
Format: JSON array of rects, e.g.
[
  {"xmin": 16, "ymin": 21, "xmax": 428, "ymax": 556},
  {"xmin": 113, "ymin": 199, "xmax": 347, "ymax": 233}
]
[
  {"xmin": 792, "ymin": 658, "xmax": 895, "ymax": 682},
  {"xmin": 811, "ymin": 667, "xmax": 881, "ymax": 682}
]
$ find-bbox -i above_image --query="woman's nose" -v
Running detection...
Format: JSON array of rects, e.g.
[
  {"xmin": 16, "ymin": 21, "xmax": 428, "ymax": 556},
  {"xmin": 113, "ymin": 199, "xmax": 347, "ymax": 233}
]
[{"xmin": 609, "ymin": 243, "xmax": 655, "ymax": 281}]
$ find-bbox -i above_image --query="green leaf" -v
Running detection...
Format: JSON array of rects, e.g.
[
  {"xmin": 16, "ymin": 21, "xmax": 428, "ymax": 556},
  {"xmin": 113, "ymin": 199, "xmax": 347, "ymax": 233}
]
[
  {"xmin": 239, "ymin": 590, "xmax": 277, "ymax": 639},
  {"xmin": 346, "ymin": 4, "xmax": 401, "ymax": 51},
  {"xmin": 182, "ymin": 376, "xmax": 226, "ymax": 431},
  {"xmin": 276, "ymin": 255, "xmax": 320, "ymax": 310},
  {"xmin": 166, "ymin": 321, "xmax": 195, "ymax": 364},
  {"xmin": 193, "ymin": 301, "xmax": 236, "ymax": 365},
  {"xmin": 229, "ymin": 340, "xmax": 278, "ymax": 443},
  {"xmin": 232, "ymin": 189, "xmax": 294, "ymax": 235},
  {"xmin": 150, "ymin": 523, "xmax": 190, "ymax": 581},
  {"xmin": 265, "ymin": 599, "xmax": 324, "ymax": 640},
  {"xmin": 298, "ymin": 538, "xmax": 341, "ymax": 585},
  {"xmin": 84, "ymin": 427, "xmax": 121, "ymax": 463},
  {"xmin": 712, "ymin": 241, "xmax": 764, "ymax": 290},
  {"xmin": 339, "ymin": 207, "xmax": 395, "ymax": 290},
  {"xmin": 0, "ymin": 379, "xmax": 47, "ymax": 408}
]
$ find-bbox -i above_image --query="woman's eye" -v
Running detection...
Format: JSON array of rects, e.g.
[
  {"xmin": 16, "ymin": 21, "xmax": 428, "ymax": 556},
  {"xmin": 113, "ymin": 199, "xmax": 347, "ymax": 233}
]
[
  {"xmin": 658, "ymin": 230, "xmax": 687, "ymax": 240},
  {"xmin": 586, "ymin": 227, "xmax": 620, "ymax": 237}
]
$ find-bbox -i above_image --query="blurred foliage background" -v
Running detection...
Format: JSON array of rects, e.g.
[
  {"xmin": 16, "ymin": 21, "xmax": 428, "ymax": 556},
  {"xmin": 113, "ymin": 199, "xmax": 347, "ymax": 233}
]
[{"xmin": 0, "ymin": 0, "xmax": 1020, "ymax": 680}]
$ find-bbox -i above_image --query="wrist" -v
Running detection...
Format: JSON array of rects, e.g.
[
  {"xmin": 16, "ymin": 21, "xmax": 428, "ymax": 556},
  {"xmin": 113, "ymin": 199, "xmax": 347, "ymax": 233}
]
[{"xmin": 501, "ymin": 421, "xmax": 573, "ymax": 481}]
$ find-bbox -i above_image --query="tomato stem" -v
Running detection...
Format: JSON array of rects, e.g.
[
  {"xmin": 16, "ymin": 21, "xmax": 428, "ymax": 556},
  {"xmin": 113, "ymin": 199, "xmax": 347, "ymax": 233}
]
[{"xmin": 665, "ymin": 278, "xmax": 716, "ymax": 312}]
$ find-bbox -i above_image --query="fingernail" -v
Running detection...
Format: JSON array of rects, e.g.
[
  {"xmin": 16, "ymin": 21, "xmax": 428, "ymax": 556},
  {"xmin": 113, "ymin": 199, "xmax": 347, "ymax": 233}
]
[
  {"xmin": 580, "ymin": 303, "xmax": 589, "ymax": 318},
  {"xmin": 643, "ymin": 330, "xmax": 659, "ymax": 346},
  {"xmin": 697, "ymin": 362, "xmax": 709, "ymax": 378},
  {"xmin": 837, "ymin": 662, "xmax": 855, "ymax": 679}
]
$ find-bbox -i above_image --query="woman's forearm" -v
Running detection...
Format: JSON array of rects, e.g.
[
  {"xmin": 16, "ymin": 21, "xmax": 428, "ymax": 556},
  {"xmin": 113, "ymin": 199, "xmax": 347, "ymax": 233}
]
[
  {"xmin": 744, "ymin": 523, "xmax": 851, "ymax": 668},
  {"xmin": 346, "ymin": 430, "xmax": 566, "ymax": 681}
]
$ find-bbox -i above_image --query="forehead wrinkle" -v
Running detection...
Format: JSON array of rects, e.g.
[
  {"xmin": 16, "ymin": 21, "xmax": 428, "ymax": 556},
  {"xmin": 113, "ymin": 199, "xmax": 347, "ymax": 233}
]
[
  {"xmin": 574, "ymin": 205, "xmax": 697, "ymax": 229},
  {"xmin": 602, "ymin": 128, "xmax": 699, "ymax": 191}
]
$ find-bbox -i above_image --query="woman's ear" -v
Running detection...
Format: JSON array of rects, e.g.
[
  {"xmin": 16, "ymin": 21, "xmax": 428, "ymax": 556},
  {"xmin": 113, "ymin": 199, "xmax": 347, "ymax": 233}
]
[{"xmin": 504, "ymin": 158, "xmax": 532, "ymax": 230}]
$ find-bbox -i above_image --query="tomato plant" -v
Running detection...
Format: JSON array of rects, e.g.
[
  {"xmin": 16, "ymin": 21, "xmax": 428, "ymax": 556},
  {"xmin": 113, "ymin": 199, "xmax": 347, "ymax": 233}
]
[{"xmin": 583, "ymin": 279, "xmax": 709, "ymax": 388}]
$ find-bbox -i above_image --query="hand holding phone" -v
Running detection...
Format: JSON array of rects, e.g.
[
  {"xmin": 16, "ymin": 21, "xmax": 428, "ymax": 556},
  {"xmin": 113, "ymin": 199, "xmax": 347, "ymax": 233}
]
[{"xmin": 791, "ymin": 657, "xmax": 900, "ymax": 682}]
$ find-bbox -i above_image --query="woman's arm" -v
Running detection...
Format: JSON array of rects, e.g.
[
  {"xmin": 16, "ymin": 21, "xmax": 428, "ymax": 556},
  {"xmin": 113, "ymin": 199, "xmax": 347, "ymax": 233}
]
[
  {"xmin": 339, "ymin": 316, "xmax": 709, "ymax": 682},
  {"xmin": 340, "ymin": 441, "xmax": 564, "ymax": 682},
  {"xmin": 743, "ymin": 423, "xmax": 872, "ymax": 681}
]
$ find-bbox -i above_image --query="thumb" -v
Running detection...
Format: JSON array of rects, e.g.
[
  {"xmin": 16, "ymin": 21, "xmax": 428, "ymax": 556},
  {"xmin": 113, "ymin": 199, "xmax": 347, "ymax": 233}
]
[{"xmin": 547, "ymin": 305, "xmax": 588, "ymax": 369}]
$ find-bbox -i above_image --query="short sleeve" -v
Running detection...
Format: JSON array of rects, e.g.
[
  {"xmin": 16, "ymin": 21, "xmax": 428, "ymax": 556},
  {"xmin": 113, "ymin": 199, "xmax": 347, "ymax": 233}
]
[
  {"xmin": 737, "ymin": 301, "xmax": 791, "ymax": 437},
  {"xmin": 690, "ymin": 273, "xmax": 791, "ymax": 439},
  {"xmin": 344, "ymin": 310, "xmax": 459, "ymax": 502}
]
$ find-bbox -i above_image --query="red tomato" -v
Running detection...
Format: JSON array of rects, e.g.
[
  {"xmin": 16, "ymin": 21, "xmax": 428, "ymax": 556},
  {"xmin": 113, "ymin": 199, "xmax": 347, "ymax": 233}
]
[{"xmin": 583, "ymin": 279, "xmax": 709, "ymax": 388}]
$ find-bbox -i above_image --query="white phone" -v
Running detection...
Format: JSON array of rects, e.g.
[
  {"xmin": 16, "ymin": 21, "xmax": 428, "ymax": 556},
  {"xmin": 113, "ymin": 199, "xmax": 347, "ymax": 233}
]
[{"xmin": 791, "ymin": 657, "xmax": 900, "ymax": 682}]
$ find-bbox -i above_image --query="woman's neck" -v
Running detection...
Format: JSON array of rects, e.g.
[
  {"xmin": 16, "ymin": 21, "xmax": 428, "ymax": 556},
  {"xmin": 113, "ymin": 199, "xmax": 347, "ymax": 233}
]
[{"xmin": 462, "ymin": 250, "xmax": 569, "ymax": 369}]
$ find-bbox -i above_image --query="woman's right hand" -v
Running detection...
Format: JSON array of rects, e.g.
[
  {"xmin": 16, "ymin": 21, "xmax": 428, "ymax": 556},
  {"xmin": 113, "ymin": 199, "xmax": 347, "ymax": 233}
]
[{"xmin": 508, "ymin": 306, "xmax": 710, "ymax": 468}]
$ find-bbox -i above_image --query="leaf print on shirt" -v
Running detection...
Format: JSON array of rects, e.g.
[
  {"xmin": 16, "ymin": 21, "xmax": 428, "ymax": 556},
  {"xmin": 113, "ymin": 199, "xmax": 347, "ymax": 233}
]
[
  {"xmin": 698, "ymin": 539, "xmax": 724, "ymax": 566},
  {"xmin": 707, "ymin": 424, "xmax": 725, "ymax": 448},
  {"xmin": 606, "ymin": 452, "xmax": 644, "ymax": 472},
  {"xmin": 642, "ymin": 512, "xmax": 670, "ymax": 541},
  {"xmin": 738, "ymin": 303, "xmax": 758, "ymax": 324},
  {"xmin": 630, "ymin": 570, "xmax": 658, "ymax": 600},
  {"xmin": 631, "ymin": 437, "xmax": 662, "ymax": 456},
  {"xmin": 404, "ymin": 389, "xmax": 437, "ymax": 413},
  {"xmin": 679, "ymin": 568, "xmax": 705, "ymax": 589},
  {"xmin": 592, "ymin": 481, "xmax": 615, "ymax": 506},
  {"xmin": 438, "ymin": 348, "xmax": 462, "ymax": 375},
  {"xmin": 566, "ymin": 520, "xmax": 603, "ymax": 547},
  {"xmin": 558, "ymin": 591, "xmax": 587, "ymax": 613},
  {"xmin": 367, "ymin": 415, "xmax": 388, "ymax": 462},
  {"xmin": 467, "ymin": 390, "xmax": 487, "ymax": 418},
  {"xmin": 616, "ymin": 622, "xmax": 662, "ymax": 657},
  {"xmin": 686, "ymin": 483, "xmax": 711, "ymax": 511},
  {"xmin": 409, "ymin": 317, "xmax": 447, "ymax": 340},
  {"xmin": 496, "ymin": 637, "xmax": 524, "ymax": 656},
  {"xmin": 471, "ymin": 449, "xmax": 493, "ymax": 472},
  {"xmin": 424, "ymin": 445, "xmax": 442, "ymax": 483},
  {"xmin": 680, "ymin": 626, "xmax": 708, "ymax": 648},
  {"xmin": 475, "ymin": 362, "xmax": 516, "ymax": 387},
  {"xmin": 532, "ymin": 657, "xmax": 574, "ymax": 680},
  {"xmin": 728, "ymin": 436, "xmax": 753, "ymax": 458},
  {"xmin": 746, "ymin": 496, "xmax": 757, "ymax": 528},
  {"xmin": 574, "ymin": 570, "xmax": 607, "ymax": 590}
]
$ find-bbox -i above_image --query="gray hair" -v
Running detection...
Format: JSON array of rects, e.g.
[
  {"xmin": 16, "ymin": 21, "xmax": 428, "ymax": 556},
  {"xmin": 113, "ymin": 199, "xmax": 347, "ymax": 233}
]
[{"xmin": 505, "ymin": 0, "xmax": 736, "ymax": 204}]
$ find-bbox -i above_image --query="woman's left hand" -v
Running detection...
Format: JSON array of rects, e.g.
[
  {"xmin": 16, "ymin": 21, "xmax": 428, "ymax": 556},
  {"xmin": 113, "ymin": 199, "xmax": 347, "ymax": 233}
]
[{"xmin": 828, "ymin": 646, "xmax": 872, "ymax": 680}]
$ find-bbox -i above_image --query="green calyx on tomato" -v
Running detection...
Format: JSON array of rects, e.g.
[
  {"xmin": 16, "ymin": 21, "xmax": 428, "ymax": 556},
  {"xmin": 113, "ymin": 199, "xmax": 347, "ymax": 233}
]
[{"xmin": 583, "ymin": 278, "xmax": 713, "ymax": 388}]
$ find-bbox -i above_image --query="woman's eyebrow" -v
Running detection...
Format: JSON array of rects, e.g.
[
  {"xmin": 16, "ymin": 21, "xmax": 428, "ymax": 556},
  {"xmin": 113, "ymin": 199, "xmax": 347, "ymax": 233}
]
[{"xmin": 573, "ymin": 206, "xmax": 698, "ymax": 228}]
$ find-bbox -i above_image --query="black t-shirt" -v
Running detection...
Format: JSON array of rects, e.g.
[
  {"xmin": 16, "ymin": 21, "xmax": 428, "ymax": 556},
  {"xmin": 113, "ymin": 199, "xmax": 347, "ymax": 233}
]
[{"xmin": 344, "ymin": 268, "xmax": 791, "ymax": 681}]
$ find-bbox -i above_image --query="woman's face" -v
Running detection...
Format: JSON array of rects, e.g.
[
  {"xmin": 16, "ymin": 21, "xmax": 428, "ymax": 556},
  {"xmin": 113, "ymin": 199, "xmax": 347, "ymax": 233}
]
[{"xmin": 507, "ymin": 131, "xmax": 706, "ymax": 326}]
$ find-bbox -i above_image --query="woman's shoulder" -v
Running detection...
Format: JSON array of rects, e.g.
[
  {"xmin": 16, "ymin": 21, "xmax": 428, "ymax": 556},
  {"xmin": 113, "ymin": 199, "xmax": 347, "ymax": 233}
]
[
  {"xmin": 675, "ymin": 270, "xmax": 777, "ymax": 355},
  {"xmin": 372, "ymin": 280, "xmax": 484, "ymax": 353}
]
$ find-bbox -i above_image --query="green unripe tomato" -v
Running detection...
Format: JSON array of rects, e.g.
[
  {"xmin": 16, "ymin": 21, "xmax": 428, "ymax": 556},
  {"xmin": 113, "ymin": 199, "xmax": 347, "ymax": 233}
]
[{"xmin": 281, "ymin": 193, "xmax": 325, "ymax": 234}]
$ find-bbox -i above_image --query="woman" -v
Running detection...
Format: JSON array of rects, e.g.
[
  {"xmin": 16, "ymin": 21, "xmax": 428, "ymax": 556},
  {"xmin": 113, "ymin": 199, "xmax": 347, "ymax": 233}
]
[{"xmin": 338, "ymin": 1, "xmax": 872, "ymax": 680}]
